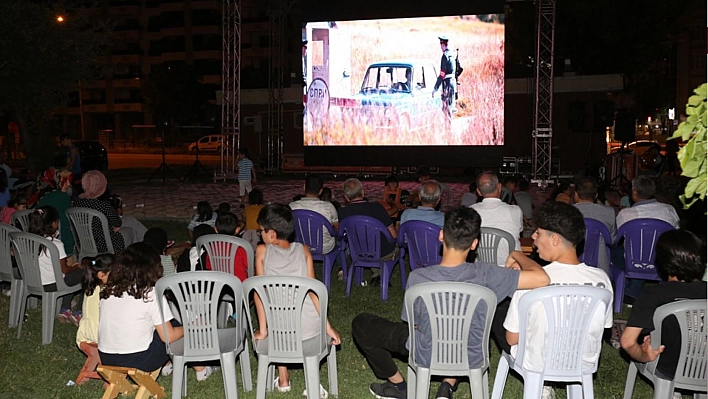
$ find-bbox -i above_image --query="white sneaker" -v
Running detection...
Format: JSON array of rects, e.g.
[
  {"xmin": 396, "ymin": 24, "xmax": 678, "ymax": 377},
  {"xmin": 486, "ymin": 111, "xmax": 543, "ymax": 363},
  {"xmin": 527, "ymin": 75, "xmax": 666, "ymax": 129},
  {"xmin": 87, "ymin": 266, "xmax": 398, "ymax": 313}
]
[
  {"xmin": 2, "ymin": 288, "xmax": 11, "ymax": 297},
  {"xmin": 161, "ymin": 362, "xmax": 173, "ymax": 376},
  {"xmin": 302, "ymin": 384, "xmax": 328, "ymax": 398},
  {"xmin": 542, "ymin": 386, "xmax": 556, "ymax": 399},
  {"xmin": 195, "ymin": 366, "xmax": 214, "ymax": 382},
  {"xmin": 273, "ymin": 377, "xmax": 291, "ymax": 392}
]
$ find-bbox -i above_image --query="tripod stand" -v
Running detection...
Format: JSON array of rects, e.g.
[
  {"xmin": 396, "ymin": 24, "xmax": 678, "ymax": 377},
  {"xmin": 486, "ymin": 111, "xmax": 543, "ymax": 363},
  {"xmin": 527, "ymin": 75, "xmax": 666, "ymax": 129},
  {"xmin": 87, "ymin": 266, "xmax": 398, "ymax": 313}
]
[
  {"xmin": 608, "ymin": 144, "xmax": 634, "ymax": 187},
  {"xmin": 147, "ymin": 129, "xmax": 181, "ymax": 184},
  {"xmin": 182, "ymin": 144, "xmax": 210, "ymax": 181}
]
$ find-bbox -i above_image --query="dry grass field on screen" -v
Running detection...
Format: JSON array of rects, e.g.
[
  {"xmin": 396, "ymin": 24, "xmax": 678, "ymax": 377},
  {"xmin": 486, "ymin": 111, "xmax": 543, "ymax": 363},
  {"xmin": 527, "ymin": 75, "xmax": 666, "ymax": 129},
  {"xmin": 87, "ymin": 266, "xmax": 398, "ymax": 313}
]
[{"xmin": 305, "ymin": 16, "xmax": 504, "ymax": 146}]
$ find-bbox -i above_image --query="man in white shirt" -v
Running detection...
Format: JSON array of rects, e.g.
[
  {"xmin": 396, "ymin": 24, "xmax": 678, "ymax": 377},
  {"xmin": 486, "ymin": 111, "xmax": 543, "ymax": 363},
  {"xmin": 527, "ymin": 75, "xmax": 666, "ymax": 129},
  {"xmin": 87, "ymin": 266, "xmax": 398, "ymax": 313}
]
[
  {"xmin": 614, "ymin": 175, "xmax": 679, "ymax": 302},
  {"xmin": 289, "ymin": 174, "xmax": 339, "ymax": 254},
  {"xmin": 503, "ymin": 201, "xmax": 613, "ymax": 398},
  {"xmin": 616, "ymin": 175, "xmax": 680, "ymax": 229},
  {"xmin": 470, "ymin": 171, "xmax": 523, "ymax": 252}
]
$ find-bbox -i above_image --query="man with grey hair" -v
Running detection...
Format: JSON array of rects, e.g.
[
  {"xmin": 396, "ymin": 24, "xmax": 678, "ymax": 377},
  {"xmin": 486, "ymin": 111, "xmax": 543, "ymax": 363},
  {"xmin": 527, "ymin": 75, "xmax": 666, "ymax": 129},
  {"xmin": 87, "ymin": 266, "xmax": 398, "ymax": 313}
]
[
  {"xmin": 616, "ymin": 175, "xmax": 679, "ymax": 228},
  {"xmin": 339, "ymin": 178, "xmax": 398, "ymax": 286},
  {"xmin": 470, "ymin": 171, "xmax": 524, "ymax": 258},
  {"xmin": 399, "ymin": 180, "xmax": 444, "ymax": 228}
]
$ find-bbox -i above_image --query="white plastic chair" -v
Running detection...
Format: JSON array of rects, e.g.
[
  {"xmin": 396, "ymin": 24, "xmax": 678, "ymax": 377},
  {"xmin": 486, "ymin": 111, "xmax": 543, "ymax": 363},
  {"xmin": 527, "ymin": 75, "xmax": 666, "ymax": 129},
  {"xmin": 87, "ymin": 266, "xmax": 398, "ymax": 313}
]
[
  {"xmin": 404, "ymin": 282, "xmax": 497, "ymax": 399},
  {"xmin": 195, "ymin": 234, "xmax": 254, "ymax": 327},
  {"xmin": 66, "ymin": 207, "xmax": 114, "ymax": 263},
  {"xmin": 243, "ymin": 276, "xmax": 338, "ymax": 399},
  {"xmin": 11, "ymin": 209, "xmax": 33, "ymax": 231},
  {"xmin": 491, "ymin": 286, "xmax": 613, "ymax": 399},
  {"xmin": 0, "ymin": 223, "xmax": 21, "ymax": 327},
  {"xmin": 155, "ymin": 271, "xmax": 252, "ymax": 399},
  {"xmin": 478, "ymin": 227, "xmax": 515, "ymax": 266},
  {"xmin": 623, "ymin": 299, "xmax": 707, "ymax": 399},
  {"xmin": 195, "ymin": 234, "xmax": 254, "ymax": 277},
  {"xmin": 10, "ymin": 231, "xmax": 82, "ymax": 345}
]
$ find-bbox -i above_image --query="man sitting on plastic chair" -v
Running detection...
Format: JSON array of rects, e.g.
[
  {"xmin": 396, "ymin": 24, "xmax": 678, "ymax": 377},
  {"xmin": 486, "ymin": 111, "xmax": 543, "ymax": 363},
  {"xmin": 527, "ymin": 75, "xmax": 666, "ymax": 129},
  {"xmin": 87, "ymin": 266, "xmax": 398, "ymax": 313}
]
[
  {"xmin": 620, "ymin": 230, "xmax": 707, "ymax": 390},
  {"xmin": 501, "ymin": 201, "xmax": 614, "ymax": 399},
  {"xmin": 352, "ymin": 206, "xmax": 550, "ymax": 399}
]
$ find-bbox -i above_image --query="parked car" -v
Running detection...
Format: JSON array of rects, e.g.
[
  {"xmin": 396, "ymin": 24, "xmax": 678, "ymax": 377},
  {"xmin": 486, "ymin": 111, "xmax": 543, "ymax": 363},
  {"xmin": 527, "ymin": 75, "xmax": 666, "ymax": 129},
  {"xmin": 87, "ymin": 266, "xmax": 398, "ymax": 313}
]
[
  {"xmin": 75, "ymin": 141, "xmax": 109, "ymax": 171},
  {"xmin": 347, "ymin": 60, "xmax": 443, "ymax": 133},
  {"xmin": 188, "ymin": 135, "xmax": 224, "ymax": 152}
]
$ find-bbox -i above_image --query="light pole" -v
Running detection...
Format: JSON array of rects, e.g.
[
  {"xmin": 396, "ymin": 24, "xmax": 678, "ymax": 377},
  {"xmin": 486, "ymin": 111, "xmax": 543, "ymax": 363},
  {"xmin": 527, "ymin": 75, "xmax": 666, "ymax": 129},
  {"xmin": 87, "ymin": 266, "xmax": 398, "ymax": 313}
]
[{"xmin": 57, "ymin": 15, "xmax": 85, "ymax": 140}]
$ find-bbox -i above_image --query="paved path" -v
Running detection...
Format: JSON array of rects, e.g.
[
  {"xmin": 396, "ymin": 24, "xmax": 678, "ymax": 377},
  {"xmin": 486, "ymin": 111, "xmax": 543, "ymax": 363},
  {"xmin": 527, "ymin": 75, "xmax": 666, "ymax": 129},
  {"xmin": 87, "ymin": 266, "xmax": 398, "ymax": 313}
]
[{"xmin": 113, "ymin": 177, "xmax": 550, "ymax": 222}]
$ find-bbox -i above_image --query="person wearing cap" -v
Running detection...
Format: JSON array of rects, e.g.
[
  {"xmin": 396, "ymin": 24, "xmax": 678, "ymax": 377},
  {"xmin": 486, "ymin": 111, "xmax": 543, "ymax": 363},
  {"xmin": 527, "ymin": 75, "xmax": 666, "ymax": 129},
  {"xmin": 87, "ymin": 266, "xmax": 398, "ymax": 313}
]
[{"xmin": 432, "ymin": 35, "xmax": 457, "ymax": 117}]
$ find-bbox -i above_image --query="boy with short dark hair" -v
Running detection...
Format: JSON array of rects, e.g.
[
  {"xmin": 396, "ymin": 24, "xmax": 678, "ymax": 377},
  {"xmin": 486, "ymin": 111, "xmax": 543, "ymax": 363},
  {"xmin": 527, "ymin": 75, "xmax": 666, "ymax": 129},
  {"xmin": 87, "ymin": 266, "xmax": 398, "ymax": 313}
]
[
  {"xmin": 253, "ymin": 204, "xmax": 341, "ymax": 396},
  {"xmin": 236, "ymin": 148, "xmax": 256, "ymax": 207},
  {"xmin": 202, "ymin": 212, "xmax": 248, "ymax": 281},
  {"xmin": 353, "ymin": 206, "xmax": 550, "ymax": 399},
  {"xmin": 620, "ymin": 229, "xmax": 707, "ymax": 380}
]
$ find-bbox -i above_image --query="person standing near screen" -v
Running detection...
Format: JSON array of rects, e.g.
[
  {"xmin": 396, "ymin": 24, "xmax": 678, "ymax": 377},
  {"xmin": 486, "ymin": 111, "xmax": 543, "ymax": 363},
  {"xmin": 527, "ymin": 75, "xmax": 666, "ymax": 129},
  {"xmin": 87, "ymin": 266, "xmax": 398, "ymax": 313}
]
[{"xmin": 432, "ymin": 36, "xmax": 456, "ymax": 118}]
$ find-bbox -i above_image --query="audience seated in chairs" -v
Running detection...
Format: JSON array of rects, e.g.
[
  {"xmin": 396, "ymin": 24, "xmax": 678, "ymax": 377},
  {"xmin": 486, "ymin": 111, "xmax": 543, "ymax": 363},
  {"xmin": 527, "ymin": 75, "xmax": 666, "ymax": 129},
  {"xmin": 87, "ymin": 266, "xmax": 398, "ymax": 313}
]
[
  {"xmin": 289, "ymin": 174, "xmax": 339, "ymax": 254},
  {"xmin": 470, "ymin": 171, "xmax": 523, "ymax": 252},
  {"xmin": 399, "ymin": 180, "xmax": 444, "ymax": 229},
  {"xmin": 613, "ymin": 175, "xmax": 680, "ymax": 304},
  {"xmin": 73, "ymin": 170, "xmax": 125, "ymax": 254},
  {"xmin": 620, "ymin": 229, "xmax": 707, "ymax": 383},
  {"xmin": 500, "ymin": 201, "xmax": 613, "ymax": 399},
  {"xmin": 352, "ymin": 206, "xmax": 549, "ymax": 399}
]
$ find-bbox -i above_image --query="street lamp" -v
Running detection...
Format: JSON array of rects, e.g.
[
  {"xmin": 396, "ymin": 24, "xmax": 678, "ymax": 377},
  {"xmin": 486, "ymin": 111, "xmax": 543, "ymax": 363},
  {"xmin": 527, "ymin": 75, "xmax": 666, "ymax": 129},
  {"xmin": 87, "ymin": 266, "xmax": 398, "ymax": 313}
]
[{"xmin": 56, "ymin": 15, "xmax": 86, "ymax": 140}]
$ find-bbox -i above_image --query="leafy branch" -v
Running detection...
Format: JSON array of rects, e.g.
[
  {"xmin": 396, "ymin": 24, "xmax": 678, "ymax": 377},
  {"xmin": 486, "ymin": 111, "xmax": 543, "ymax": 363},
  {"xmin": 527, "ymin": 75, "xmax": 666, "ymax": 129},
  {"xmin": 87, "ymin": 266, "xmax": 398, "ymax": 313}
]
[{"xmin": 670, "ymin": 83, "xmax": 707, "ymax": 208}]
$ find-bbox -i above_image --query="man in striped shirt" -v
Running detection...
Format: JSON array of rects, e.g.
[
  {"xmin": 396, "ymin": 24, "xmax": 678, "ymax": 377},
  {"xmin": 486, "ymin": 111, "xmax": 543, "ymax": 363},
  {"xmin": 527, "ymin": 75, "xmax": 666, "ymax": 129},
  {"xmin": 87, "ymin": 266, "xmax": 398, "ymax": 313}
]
[{"xmin": 236, "ymin": 148, "xmax": 256, "ymax": 207}]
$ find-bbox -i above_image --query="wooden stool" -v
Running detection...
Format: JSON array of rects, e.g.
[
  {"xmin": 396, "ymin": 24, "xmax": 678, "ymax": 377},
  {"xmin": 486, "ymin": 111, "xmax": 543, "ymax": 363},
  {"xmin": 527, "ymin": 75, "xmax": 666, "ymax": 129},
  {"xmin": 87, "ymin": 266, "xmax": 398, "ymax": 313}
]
[
  {"xmin": 97, "ymin": 365, "xmax": 166, "ymax": 399},
  {"xmin": 76, "ymin": 341, "xmax": 103, "ymax": 385}
]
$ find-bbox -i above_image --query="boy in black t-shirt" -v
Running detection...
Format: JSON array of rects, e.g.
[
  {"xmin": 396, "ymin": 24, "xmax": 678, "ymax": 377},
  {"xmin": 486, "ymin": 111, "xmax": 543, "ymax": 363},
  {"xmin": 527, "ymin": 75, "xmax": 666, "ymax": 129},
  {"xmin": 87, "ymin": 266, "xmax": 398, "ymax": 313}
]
[{"xmin": 620, "ymin": 229, "xmax": 707, "ymax": 379}]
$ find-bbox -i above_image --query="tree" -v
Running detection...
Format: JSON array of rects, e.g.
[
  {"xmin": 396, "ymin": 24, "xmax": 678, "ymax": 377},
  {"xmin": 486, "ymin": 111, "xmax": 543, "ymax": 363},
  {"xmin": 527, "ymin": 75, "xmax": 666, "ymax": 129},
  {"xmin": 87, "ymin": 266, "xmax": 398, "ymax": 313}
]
[
  {"xmin": 671, "ymin": 83, "xmax": 706, "ymax": 209},
  {"xmin": 0, "ymin": 1, "xmax": 109, "ymax": 170}
]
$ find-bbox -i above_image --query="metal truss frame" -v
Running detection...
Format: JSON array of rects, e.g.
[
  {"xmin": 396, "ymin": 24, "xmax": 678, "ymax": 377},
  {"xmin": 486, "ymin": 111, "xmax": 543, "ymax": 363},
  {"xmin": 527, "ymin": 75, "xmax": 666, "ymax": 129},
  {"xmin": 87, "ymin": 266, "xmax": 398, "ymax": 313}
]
[
  {"xmin": 217, "ymin": 0, "xmax": 241, "ymax": 181},
  {"xmin": 531, "ymin": 0, "xmax": 556, "ymax": 188}
]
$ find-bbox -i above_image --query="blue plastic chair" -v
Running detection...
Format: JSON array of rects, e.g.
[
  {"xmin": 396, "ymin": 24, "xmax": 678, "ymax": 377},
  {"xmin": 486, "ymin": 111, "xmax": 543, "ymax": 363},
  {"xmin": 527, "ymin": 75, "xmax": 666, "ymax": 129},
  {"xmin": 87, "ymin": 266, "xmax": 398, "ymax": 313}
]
[
  {"xmin": 491, "ymin": 286, "xmax": 613, "ymax": 399},
  {"xmin": 397, "ymin": 220, "xmax": 442, "ymax": 273},
  {"xmin": 339, "ymin": 215, "xmax": 402, "ymax": 301},
  {"xmin": 611, "ymin": 218, "xmax": 675, "ymax": 313},
  {"xmin": 579, "ymin": 218, "xmax": 612, "ymax": 269},
  {"xmin": 293, "ymin": 209, "xmax": 343, "ymax": 291}
]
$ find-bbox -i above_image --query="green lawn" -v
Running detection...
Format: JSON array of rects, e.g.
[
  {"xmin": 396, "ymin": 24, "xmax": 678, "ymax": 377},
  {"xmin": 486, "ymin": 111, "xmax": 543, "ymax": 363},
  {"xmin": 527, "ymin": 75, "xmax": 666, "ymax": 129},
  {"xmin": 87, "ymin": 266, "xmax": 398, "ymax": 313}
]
[{"xmin": 0, "ymin": 220, "xmax": 682, "ymax": 399}]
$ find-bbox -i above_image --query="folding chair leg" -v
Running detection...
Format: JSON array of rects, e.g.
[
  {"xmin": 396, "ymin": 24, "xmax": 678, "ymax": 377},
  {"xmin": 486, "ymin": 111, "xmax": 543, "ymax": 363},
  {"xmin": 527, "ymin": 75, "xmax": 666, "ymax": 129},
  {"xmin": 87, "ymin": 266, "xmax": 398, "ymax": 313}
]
[
  {"xmin": 129, "ymin": 368, "xmax": 165, "ymax": 399},
  {"xmin": 97, "ymin": 366, "xmax": 136, "ymax": 399},
  {"xmin": 77, "ymin": 342, "xmax": 102, "ymax": 385}
]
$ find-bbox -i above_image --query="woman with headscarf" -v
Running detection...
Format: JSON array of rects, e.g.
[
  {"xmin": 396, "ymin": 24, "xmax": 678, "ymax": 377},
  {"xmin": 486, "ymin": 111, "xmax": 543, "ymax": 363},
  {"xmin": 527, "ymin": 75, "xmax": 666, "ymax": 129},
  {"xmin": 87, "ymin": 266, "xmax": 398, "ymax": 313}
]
[
  {"xmin": 36, "ymin": 167, "xmax": 76, "ymax": 255},
  {"xmin": 73, "ymin": 170, "xmax": 124, "ymax": 254}
]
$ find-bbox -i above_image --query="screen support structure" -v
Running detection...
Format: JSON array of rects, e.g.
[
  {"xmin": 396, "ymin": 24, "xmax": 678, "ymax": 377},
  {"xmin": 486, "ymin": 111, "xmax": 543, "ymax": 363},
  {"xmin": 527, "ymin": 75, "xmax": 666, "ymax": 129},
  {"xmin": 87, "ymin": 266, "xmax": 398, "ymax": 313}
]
[
  {"xmin": 216, "ymin": 0, "xmax": 241, "ymax": 182},
  {"xmin": 531, "ymin": 0, "xmax": 556, "ymax": 189},
  {"xmin": 265, "ymin": 0, "xmax": 294, "ymax": 174}
]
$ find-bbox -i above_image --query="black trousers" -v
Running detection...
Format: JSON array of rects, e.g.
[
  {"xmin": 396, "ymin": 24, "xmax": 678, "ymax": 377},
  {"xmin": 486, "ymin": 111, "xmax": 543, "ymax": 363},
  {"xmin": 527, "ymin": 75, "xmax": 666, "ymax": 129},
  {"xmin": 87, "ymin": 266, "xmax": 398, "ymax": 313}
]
[
  {"xmin": 43, "ymin": 268, "xmax": 84, "ymax": 311},
  {"xmin": 99, "ymin": 319, "xmax": 180, "ymax": 372},
  {"xmin": 490, "ymin": 297, "xmax": 511, "ymax": 354},
  {"xmin": 352, "ymin": 312, "xmax": 409, "ymax": 380}
]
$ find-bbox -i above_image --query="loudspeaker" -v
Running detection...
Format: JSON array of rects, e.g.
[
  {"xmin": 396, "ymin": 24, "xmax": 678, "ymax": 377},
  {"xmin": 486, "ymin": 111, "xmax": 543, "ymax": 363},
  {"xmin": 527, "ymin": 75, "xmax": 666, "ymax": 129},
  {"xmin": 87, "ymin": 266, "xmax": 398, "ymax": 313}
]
[{"xmin": 614, "ymin": 111, "xmax": 635, "ymax": 143}]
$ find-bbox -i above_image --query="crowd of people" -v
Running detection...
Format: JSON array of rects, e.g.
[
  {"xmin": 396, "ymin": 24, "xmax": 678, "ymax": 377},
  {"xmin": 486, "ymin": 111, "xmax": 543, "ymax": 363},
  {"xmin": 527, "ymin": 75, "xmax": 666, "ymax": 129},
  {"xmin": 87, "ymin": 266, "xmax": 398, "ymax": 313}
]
[{"xmin": 0, "ymin": 145, "xmax": 705, "ymax": 399}]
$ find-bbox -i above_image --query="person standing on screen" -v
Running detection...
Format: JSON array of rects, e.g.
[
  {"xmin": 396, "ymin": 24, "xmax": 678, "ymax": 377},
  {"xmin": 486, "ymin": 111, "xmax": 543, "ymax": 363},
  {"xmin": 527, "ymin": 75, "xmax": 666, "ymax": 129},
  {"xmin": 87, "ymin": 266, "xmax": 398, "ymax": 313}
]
[{"xmin": 432, "ymin": 36, "xmax": 456, "ymax": 118}]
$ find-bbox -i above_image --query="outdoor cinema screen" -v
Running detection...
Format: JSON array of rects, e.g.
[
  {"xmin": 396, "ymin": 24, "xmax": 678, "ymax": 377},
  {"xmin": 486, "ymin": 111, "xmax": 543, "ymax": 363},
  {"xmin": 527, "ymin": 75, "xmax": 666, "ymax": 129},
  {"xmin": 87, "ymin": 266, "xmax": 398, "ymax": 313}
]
[{"xmin": 303, "ymin": 15, "xmax": 505, "ymax": 148}]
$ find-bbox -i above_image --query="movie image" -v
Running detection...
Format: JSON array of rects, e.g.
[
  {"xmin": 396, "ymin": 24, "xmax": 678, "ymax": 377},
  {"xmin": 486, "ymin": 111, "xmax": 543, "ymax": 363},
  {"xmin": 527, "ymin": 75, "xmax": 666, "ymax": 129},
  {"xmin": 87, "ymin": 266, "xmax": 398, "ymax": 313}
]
[{"xmin": 303, "ymin": 15, "xmax": 505, "ymax": 146}]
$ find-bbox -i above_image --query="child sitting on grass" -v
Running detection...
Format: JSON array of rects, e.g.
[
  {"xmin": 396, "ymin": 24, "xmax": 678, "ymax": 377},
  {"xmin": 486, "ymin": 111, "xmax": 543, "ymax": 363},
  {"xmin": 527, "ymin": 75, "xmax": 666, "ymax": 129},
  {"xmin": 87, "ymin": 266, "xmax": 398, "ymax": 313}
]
[
  {"xmin": 142, "ymin": 228, "xmax": 176, "ymax": 276},
  {"xmin": 187, "ymin": 201, "xmax": 216, "ymax": 239},
  {"xmin": 253, "ymin": 204, "xmax": 341, "ymax": 397}
]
